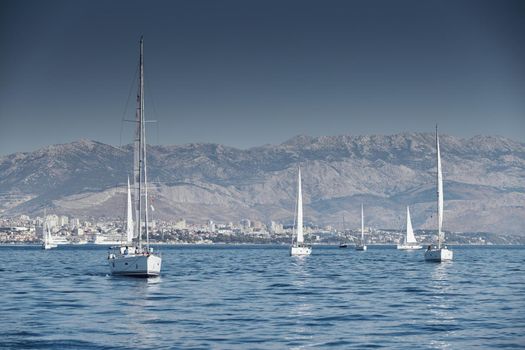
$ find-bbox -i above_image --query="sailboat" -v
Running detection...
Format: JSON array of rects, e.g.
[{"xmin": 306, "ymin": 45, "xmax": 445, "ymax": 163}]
[
  {"xmin": 397, "ymin": 206, "xmax": 422, "ymax": 250},
  {"xmin": 424, "ymin": 126, "xmax": 453, "ymax": 262},
  {"xmin": 42, "ymin": 222, "xmax": 57, "ymax": 250},
  {"xmin": 355, "ymin": 204, "xmax": 367, "ymax": 251},
  {"xmin": 339, "ymin": 214, "xmax": 348, "ymax": 248},
  {"xmin": 290, "ymin": 168, "xmax": 312, "ymax": 256},
  {"xmin": 107, "ymin": 37, "xmax": 162, "ymax": 277}
]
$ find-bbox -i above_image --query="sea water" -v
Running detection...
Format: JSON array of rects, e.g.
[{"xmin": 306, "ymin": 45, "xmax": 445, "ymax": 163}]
[{"xmin": 1, "ymin": 245, "xmax": 523, "ymax": 349}]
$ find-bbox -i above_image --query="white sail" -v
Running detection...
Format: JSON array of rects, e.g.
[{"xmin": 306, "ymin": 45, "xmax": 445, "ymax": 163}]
[
  {"xmin": 42, "ymin": 221, "xmax": 57, "ymax": 249},
  {"xmin": 405, "ymin": 206, "xmax": 417, "ymax": 244},
  {"xmin": 44, "ymin": 222, "xmax": 49, "ymax": 245},
  {"xmin": 46, "ymin": 222, "xmax": 53, "ymax": 244},
  {"xmin": 133, "ymin": 97, "xmax": 140, "ymax": 240},
  {"xmin": 290, "ymin": 167, "xmax": 311, "ymax": 256},
  {"xmin": 143, "ymin": 102, "xmax": 151, "ymax": 248},
  {"xmin": 436, "ymin": 127, "xmax": 444, "ymax": 248},
  {"xmin": 361, "ymin": 204, "xmax": 364, "ymax": 243},
  {"xmin": 296, "ymin": 168, "xmax": 304, "ymax": 244},
  {"xmin": 126, "ymin": 176, "xmax": 134, "ymax": 244}
]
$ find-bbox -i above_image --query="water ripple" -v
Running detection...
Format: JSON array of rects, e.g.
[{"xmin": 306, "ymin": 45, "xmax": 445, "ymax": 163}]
[{"xmin": 0, "ymin": 245, "xmax": 524, "ymax": 349}]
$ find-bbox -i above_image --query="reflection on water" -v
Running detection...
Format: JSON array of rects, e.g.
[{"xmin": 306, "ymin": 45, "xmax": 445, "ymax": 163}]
[
  {"xmin": 288, "ymin": 255, "xmax": 314, "ymax": 347},
  {"xmin": 122, "ymin": 277, "xmax": 163, "ymax": 347},
  {"xmin": 428, "ymin": 262, "xmax": 456, "ymax": 349},
  {"xmin": 0, "ymin": 245, "xmax": 524, "ymax": 349}
]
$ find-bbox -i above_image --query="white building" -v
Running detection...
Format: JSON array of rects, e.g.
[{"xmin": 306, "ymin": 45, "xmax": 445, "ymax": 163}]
[
  {"xmin": 45, "ymin": 215, "xmax": 59, "ymax": 230},
  {"xmin": 269, "ymin": 221, "xmax": 284, "ymax": 234},
  {"xmin": 59, "ymin": 215, "xmax": 69, "ymax": 227},
  {"xmin": 208, "ymin": 220, "xmax": 216, "ymax": 233},
  {"xmin": 173, "ymin": 218, "xmax": 186, "ymax": 230}
]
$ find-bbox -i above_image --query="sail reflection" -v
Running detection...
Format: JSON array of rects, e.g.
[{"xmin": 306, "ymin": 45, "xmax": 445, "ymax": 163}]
[
  {"xmin": 427, "ymin": 263, "xmax": 457, "ymax": 349},
  {"xmin": 286, "ymin": 255, "xmax": 314, "ymax": 348}
]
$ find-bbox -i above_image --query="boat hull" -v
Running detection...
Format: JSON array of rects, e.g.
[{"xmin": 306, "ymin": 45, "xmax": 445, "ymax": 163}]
[
  {"xmin": 290, "ymin": 245, "xmax": 312, "ymax": 256},
  {"xmin": 108, "ymin": 254, "xmax": 162, "ymax": 277},
  {"xmin": 397, "ymin": 244, "xmax": 422, "ymax": 250},
  {"xmin": 424, "ymin": 247, "xmax": 453, "ymax": 262},
  {"xmin": 355, "ymin": 245, "xmax": 367, "ymax": 251}
]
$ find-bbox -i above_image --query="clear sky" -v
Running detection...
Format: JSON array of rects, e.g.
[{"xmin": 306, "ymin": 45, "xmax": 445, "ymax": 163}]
[{"xmin": 1, "ymin": 0, "xmax": 524, "ymax": 155}]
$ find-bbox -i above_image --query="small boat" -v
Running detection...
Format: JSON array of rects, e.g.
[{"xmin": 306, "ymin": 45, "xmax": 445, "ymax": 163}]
[
  {"xmin": 397, "ymin": 206, "xmax": 422, "ymax": 250},
  {"xmin": 42, "ymin": 222, "xmax": 57, "ymax": 250},
  {"xmin": 290, "ymin": 167, "xmax": 312, "ymax": 256},
  {"xmin": 107, "ymin": 37, "xmax": 162, "ymax": 277},
  {"xmin": 424, "ymin": 126, "xmax": 453, "ymax": 262},
  {"xmin": 355, "ymin": 204, "xmax": 367, "ymax": 251}
]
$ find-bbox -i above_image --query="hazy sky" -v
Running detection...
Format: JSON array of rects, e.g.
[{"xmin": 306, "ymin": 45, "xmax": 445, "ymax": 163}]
[{"xmin": 1, "ymin": 0, "xmax": 524, "ymax": 155}]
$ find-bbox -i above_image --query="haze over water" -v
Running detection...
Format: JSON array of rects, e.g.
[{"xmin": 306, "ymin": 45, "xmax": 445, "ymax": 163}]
[{"xmin": 1, "ymin": 245, "xmax": 523, "ymax": 349}]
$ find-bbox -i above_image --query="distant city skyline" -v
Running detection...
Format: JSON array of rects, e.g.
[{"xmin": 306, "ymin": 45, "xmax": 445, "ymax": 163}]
[{"xmin": 1, "ymin": 0, "xmax": 524, "ymax": 156}]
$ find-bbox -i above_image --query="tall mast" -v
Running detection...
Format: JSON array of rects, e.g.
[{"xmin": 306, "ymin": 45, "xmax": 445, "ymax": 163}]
[
  {"xmin": 436, "ymin": 125, "xmax": 443, "ymax": 249},
  {"xmin": 136, "ymin": 36, "xmax": 144, "ymax": 250},
  {"xmin": 133, "ymin": 42, "xmax": 141, "ymax": 246}
]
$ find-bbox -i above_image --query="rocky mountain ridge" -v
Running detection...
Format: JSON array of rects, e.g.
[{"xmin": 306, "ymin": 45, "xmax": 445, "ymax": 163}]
[{"xmin": 1, "ymin": 133, "xmax": 523, "ymax": 235}]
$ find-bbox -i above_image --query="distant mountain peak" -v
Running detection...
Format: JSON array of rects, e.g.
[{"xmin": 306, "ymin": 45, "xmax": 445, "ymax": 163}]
[{"xmin": 282, "ymin": 134, "xmax": 317, "ymax": 147}]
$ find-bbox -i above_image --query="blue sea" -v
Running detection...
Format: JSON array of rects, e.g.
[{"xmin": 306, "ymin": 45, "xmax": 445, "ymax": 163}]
[{"xmin": 0, "ymin": 245, "xmax": 524, "ymax": 349}]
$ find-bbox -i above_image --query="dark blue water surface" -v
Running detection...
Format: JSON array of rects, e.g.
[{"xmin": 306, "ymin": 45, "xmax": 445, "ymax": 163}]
[{"xmin": 0, "ymin": 245, "xmax": 524, "ymax": 349}]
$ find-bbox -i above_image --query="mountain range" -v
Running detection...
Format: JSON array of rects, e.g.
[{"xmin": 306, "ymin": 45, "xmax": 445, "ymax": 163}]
[{"xmin": 1, "ymin": 133, "xmax": 524, "ymax": 235}]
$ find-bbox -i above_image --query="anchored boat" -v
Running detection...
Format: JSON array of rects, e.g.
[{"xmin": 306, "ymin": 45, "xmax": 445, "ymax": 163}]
[
  {"xmin": 397, "ymin": 206, "xmax": 422, "ymax": 250},
  {"xmin": 290, "ymin": 167, "xmax": 312, "ymax": 256},
  {"xmin": 107, "ymin": 37, "xmax": 162, "ymax": 277},
  {"xmin": 424, "ymin": 126, "xmax": 453, "ymax": 262}
]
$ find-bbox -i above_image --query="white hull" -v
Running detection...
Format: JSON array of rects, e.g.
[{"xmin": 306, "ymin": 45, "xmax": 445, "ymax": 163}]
[
  {"xmin": 42, "ymin": 243, "xmax": 57, "ymax": 250},
  {"xmin": 424, "ymin": 247, "xmax": 453, "ymax": 262},
  {"xmin": 397, "ymin": 244, "xmax": 422, "ymax": 250},
  {"xmin": 290, "ymin": 245, "xmax": 312, "ymax": 256},
  {"xmin": 108, "ymin": 253, "xmax": 162, "ymax": 277},
  {"xmin": 355, "ymin": 244, "xmax": 367, "ymax": 251},
  {"xmin": 52, "ymin": 238, "xmax": 69, "ymax": 245}
]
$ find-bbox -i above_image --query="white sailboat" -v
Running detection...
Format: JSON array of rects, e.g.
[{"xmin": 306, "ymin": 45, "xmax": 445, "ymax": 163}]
[
  {"xmin": 107, "ymin": 37, "xmax": 162, "ymax": 277},
  {"xmin": 42, "ymin": 222, "xmax": 57, "ymax": 250},
  {"xmin": 425, "ymin": 126, "xmax": 453, "ymax": 262},
  {"xmin": 397, "ymin": 206, "xmax": 422, "ymax": 250},
  {"xmin": 290, "ymin": 168, "xmax": 312, "ymax": 256},
  {"xmin": 355, "ymin": 204, "xmax": 367, "ymax": 251}
]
